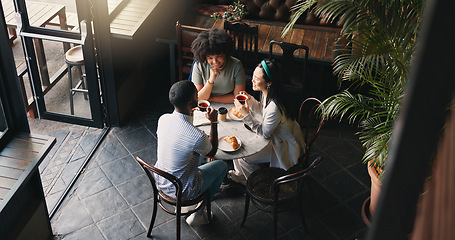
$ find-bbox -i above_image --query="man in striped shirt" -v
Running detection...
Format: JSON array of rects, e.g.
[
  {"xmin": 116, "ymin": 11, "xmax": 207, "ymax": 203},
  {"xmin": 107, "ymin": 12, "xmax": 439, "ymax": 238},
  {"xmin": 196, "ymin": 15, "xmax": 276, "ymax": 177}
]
[{"xmin": 155, "ymin": 80, "xmax": 227, "ymax": 225}]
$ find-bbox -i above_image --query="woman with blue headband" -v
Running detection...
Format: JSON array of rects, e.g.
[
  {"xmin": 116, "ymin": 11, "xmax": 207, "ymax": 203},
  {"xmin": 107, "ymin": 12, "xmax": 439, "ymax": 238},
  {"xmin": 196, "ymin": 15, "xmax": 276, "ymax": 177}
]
[{"xmin": 227, "ymin": 59, "xmax": 306, "ymax": 185}]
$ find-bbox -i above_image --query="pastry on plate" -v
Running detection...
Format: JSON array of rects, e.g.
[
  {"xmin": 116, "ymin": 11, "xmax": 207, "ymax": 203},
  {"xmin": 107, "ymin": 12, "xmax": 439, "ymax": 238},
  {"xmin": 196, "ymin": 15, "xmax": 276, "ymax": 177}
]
[
  {"xmin": 223, "ymin": 136, "xmax": 240, "ymax": 149},
  {"xmin": 231, "ymin": 106, "xmax": 243, "ymax": 119}
]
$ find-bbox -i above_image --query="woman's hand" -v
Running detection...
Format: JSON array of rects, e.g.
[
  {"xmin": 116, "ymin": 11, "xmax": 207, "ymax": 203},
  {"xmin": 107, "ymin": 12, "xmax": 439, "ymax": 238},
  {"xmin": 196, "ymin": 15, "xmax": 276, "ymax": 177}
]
[
  {"xmin": 208, "ymin": 68, "xmax": 221, "ymax": 84},
  {"xmin": 234, "ymin": 99, "xmax": 249, "ymax": 117},
  {"xmin": 238, "ymin": 91, "xmax": 251, "ymax": 99},
  {"xmin": 238, "ymin": 91, "xmax": 252, "ymax": 103}
]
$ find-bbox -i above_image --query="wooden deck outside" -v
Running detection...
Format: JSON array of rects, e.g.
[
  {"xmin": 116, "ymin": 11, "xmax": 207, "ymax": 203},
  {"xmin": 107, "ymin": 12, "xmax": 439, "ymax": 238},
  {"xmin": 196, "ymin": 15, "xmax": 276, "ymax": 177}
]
[
  {"xmin": 198, "ymin": 18, "xmax": 341, "ymax": 63},
  {"xmin": 2, "ymin": 0, "xmax": 68, "ymax": 42},
  {"xmin": 109, "ymin": 0, "xmax": 161, "ymax": 39}
]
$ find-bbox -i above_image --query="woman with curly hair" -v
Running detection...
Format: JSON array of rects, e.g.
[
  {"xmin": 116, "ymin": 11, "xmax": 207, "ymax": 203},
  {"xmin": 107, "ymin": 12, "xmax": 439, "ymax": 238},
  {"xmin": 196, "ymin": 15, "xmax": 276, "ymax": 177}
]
[{"xmin": 191, "ymin": 28, "xmax": 246, "ymax": 103}]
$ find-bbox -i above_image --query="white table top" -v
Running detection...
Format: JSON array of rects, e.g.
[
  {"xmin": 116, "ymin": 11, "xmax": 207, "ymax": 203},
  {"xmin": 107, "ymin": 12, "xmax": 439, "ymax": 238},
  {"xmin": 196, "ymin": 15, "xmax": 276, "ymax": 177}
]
[{"xmin": 195, "ymin": 103, "xmax": 270, "ymax": 160}]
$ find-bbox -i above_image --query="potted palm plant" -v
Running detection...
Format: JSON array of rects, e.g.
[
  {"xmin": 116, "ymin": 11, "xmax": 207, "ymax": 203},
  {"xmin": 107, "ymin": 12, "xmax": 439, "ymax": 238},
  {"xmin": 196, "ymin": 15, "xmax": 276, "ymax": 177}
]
[
  {"xmin": 211, "ymin": 1, "xmax": 248, "ymax": 22},
  {"xmin": 283, "ymin": 0, "xmax": 425, "ymax": 220}
]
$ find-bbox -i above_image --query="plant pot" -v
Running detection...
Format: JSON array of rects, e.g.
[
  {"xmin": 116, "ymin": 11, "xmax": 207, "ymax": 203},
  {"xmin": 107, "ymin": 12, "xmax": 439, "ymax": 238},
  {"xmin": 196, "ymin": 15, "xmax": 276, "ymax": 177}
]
[
  {"xmin": 224, "ymin": 18, "xmax": 243, "ymax": 23},
  {"xmin": 361, "ymin": 196, "xmax": 372, "ymax": 225},
  {"xmin": 367, "ymin": 163, "xmax": 381, "ymax": 216}
]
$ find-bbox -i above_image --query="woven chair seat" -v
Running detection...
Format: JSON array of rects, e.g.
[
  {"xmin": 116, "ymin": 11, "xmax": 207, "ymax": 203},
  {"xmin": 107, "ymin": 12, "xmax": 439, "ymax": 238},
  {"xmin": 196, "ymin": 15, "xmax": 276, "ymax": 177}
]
[
  {"xmin": 158, "ymin": 190, "xmax": 205, "ymax": 205},
  {"xmin": 247, "ymin": 167, "xmax": 298, "ymax": 203}
]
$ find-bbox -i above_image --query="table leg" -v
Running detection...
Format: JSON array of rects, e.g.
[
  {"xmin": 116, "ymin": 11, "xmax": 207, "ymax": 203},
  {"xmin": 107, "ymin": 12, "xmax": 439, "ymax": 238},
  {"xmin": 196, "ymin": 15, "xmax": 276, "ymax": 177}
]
[
  {"xmin": 57, "ymin": 9, "xmax": 70, "ymax": 52},
  {"xmin": 33, "ymin": 39, "xmax": 51, "ymax": 88},
  {"xmin": 8, "ymin": 27, "xmax": 17, "ymax": 45}
]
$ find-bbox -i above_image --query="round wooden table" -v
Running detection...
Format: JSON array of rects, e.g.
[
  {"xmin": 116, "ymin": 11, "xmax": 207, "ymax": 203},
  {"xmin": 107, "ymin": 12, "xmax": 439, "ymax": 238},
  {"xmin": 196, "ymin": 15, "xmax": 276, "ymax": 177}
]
[{"xmin": 195, "ymin": 103, "xmax": 270, "ymax": 160}]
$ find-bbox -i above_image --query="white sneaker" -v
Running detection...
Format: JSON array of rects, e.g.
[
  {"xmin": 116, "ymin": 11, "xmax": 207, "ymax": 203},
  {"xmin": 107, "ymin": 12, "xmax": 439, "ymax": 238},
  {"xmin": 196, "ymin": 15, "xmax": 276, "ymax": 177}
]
[
  {"xmin": 185, "ymin": 210, "xmax": 213, "ymax": 226},
  {"xmin": 180, "ymin": 201, "xmax": 202, "ymax": 214},
  {"xmin": 228, "ymin": 170, "xmax": 246, "ymax": 185}
]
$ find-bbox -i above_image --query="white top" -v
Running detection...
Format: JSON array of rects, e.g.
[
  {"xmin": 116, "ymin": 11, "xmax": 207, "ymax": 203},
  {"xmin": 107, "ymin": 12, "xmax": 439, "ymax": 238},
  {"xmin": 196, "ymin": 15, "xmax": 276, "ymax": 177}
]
[
  {"xmin": 155, "ymin": 111, "xmax": 212, "ymax": 200},
  {"xmin": 242, "ymin": 97, "xmax": 306, "ymax": 170}
]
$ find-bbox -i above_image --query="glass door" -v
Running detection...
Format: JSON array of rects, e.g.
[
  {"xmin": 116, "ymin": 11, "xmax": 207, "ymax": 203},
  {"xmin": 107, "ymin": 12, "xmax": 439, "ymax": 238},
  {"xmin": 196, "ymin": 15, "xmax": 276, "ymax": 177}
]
[{"xmin": 11, "ymin": 0, "xmax": 104, "ymax": 128}]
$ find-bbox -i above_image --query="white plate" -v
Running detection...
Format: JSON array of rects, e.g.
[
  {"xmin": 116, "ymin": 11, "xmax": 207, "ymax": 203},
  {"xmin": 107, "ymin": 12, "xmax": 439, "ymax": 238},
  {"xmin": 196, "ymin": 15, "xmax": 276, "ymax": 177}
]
[
  {"xmin": 228, "ymin": 107, "xmax": 242, "ymax": 121},
  {"xmin": 218, "ymin": 136, "xmax": 242, "ymax": 152}
]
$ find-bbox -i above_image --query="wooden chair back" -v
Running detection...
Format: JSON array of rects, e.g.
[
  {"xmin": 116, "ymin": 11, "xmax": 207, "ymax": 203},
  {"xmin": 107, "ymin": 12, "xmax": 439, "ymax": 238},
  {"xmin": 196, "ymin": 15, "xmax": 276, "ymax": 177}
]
[
  {"xmin": 223, "ymin": 21, "xmax": 259, "ymax": 76},
  {"xmin": 269, "ymin": 40, "xmax": 310, "ymax": 115},
  {"xmin": 176, "ymin": 21, "xmax": 207, "ymax": 81},
  {"xmin": 136, "ymin": 156, "xmax": 210, "ymax": 239},
  {"xmin": 241, "ymin": 156, "xmax": 323, "ymax": 239},
  {"xmin": 298, "ymin": 98, "xmax": 326, "ymax": 163}
]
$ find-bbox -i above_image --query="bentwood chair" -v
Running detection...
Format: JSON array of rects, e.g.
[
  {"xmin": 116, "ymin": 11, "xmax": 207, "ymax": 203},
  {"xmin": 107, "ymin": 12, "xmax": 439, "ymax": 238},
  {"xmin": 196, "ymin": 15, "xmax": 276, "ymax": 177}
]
[
  {"xmin": 269, "ymin": 40, "xmax": 310, "ymax": 117},
  {"xmin": 136, "ymin": 156, "xmax": 211, "ymax": 240},
  {"xmin": 297, "ymin": 97, "xmax": 326, "ymax": 168},
  {"xmin": 240, "ymin": 156, "xmax": 323, "ymax": 240},
  {"xmin": 176, "ymin": 21, "xmax": 207, "ymax": 81}
]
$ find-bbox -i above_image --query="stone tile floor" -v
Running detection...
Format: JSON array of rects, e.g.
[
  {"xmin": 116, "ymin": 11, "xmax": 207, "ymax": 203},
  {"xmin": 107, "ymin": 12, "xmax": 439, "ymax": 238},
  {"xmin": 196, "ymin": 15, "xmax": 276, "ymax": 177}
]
[
  {"xmin": 49, "ymin": 99, "xmax": 370, "ymax": 240},
  {"xmin": 28, "ymin": 118, "xmax": 105, "ymax": 215}
]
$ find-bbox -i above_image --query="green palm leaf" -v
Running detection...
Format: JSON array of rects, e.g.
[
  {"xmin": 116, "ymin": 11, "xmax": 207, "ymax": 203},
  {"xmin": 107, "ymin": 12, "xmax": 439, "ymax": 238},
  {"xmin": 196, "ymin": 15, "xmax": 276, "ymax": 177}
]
[{"xmin": 287, "ymin": 0, "xmax": 424, "ymax": 172}]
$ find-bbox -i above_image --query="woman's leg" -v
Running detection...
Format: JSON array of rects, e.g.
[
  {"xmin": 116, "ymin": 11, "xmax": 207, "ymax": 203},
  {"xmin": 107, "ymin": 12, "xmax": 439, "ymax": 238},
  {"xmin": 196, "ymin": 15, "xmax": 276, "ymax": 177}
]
[
  {"xmin": 198, "ymin": 160, "xmax": 228, "ymax": 200},
  {"xmin": 233, "ymin": 142, "xmax": 273, "ymax": 179}
]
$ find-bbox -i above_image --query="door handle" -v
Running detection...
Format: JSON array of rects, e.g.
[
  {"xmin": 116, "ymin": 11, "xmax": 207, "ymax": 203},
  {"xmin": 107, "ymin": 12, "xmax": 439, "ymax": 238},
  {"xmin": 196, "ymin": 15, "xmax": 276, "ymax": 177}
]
[{"xmin": 16, "ymin": 12, "xmax": 87, "ymax": 45}]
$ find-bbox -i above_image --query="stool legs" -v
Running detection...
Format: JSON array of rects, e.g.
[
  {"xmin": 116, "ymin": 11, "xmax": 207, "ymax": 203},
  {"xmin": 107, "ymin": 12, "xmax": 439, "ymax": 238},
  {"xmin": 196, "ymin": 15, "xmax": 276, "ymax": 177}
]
[
  {"xmin": 68, "ymin": 65, "xmax": 75, "ymax": 115},
  {"xmin": 68, "ymin": 63, "xmax": 88, "ymax": 115},
  {"xmin": 77, "ymin": 66, "xmax": 88, "ymax": 100}
]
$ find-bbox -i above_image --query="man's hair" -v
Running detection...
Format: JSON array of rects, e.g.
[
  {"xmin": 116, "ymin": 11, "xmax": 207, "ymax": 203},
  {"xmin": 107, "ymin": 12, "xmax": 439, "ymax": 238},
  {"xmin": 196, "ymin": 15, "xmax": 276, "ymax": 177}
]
[
  {"xmin": 169, "ymin": 80, "xmax": 196, "ymax": 109},
  {"xmin": 191, "ymin": 28, "xmax": 234, "ymax": 63}
]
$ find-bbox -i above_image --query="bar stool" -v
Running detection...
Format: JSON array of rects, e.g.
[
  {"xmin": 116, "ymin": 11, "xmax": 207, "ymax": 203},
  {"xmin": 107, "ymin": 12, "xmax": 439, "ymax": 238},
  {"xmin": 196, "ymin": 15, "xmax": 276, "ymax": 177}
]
[{"xmin": 65, "ymin": 45, "xmax": 88, "ymax": 115}]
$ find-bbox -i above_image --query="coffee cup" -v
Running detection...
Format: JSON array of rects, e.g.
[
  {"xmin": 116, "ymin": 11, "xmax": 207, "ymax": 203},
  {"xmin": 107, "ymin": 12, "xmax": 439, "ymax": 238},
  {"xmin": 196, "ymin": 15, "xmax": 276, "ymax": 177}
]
[
  {"xmin": 197, "ymin": 100, "xmax": 210, "ymax": 112},
  {"xmin": 218, "ymin": 107, "xmax": 227, "ymax": 121},
  {"xmin": 235, "ymin": 94, "xmax": 248, "ymax": 105}
]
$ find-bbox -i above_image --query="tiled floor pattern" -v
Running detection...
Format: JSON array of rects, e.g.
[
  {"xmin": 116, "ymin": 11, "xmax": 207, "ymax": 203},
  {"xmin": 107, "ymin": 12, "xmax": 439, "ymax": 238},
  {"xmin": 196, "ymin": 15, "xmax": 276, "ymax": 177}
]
[
  {"xmin": 50, "ymin": 101, "xmax": 370, "ymax": 240},
  {"xmin": 37, "ymin": 125, "xmax": 105, "ymax": 214}
]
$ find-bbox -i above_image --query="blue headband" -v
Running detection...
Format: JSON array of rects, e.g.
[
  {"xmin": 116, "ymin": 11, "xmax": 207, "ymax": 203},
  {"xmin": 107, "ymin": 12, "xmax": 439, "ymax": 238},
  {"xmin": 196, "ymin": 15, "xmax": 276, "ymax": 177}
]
[{"xmin": 261, "ymin": 60, "xmax": 272, "ymax": 80}]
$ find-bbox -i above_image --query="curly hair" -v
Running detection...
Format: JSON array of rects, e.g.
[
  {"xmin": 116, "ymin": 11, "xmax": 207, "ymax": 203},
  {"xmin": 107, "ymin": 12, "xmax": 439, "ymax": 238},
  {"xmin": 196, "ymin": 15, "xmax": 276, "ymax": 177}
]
[{"xmin": 191, "ymin": 28, "xmax": 234, "ymax": 63}]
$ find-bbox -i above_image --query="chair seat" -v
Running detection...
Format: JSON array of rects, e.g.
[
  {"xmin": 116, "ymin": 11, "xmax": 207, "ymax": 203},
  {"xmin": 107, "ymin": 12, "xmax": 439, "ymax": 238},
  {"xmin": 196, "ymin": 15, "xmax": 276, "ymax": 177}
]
[
  {"xmin": 65, "ymin": 45, "xmax": 84, "ymax": 64},
  {"xmin": 247, "ymin": 167, "xmax": 298, "ymax": 203},
  {"xmin": 158, "ymin": 190, "xmax": 207, "ymax": 208}
]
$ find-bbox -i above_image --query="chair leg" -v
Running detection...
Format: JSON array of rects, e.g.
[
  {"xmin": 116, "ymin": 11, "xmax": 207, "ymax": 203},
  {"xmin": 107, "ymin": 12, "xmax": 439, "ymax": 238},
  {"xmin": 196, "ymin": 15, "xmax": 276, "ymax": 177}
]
[
  {"xmin": 306, "ymin": 177, "xmax": 316, "ymax": 204},
  {"xmin": 147, "ymin": 198, "xmax": 159, "ymax": 238},
  {"xmin": 206, "ymin": 197, "xmax": 212, "ymax": 222},
  {"xmin": 273, "ymin": 203, "xmax": 278, "ymax": 240},
  {"xmin": 176, "ymin": 207, "xmax": 181, "ymax": 240},
  {"xmin": 240, "ymin": 193, "xmax": 250, "ymax": 227},
  {"xmin": 298, "ymin": 194, "xmax": 308, "ymax": 233}
]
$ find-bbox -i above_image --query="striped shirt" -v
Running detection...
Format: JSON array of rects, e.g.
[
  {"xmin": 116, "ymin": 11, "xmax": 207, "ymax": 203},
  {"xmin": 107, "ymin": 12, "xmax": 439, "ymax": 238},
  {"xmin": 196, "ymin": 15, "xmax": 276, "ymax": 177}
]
[{"xmin": 155, "ymin": 111, "xmax": 212, "ymax": 200}]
